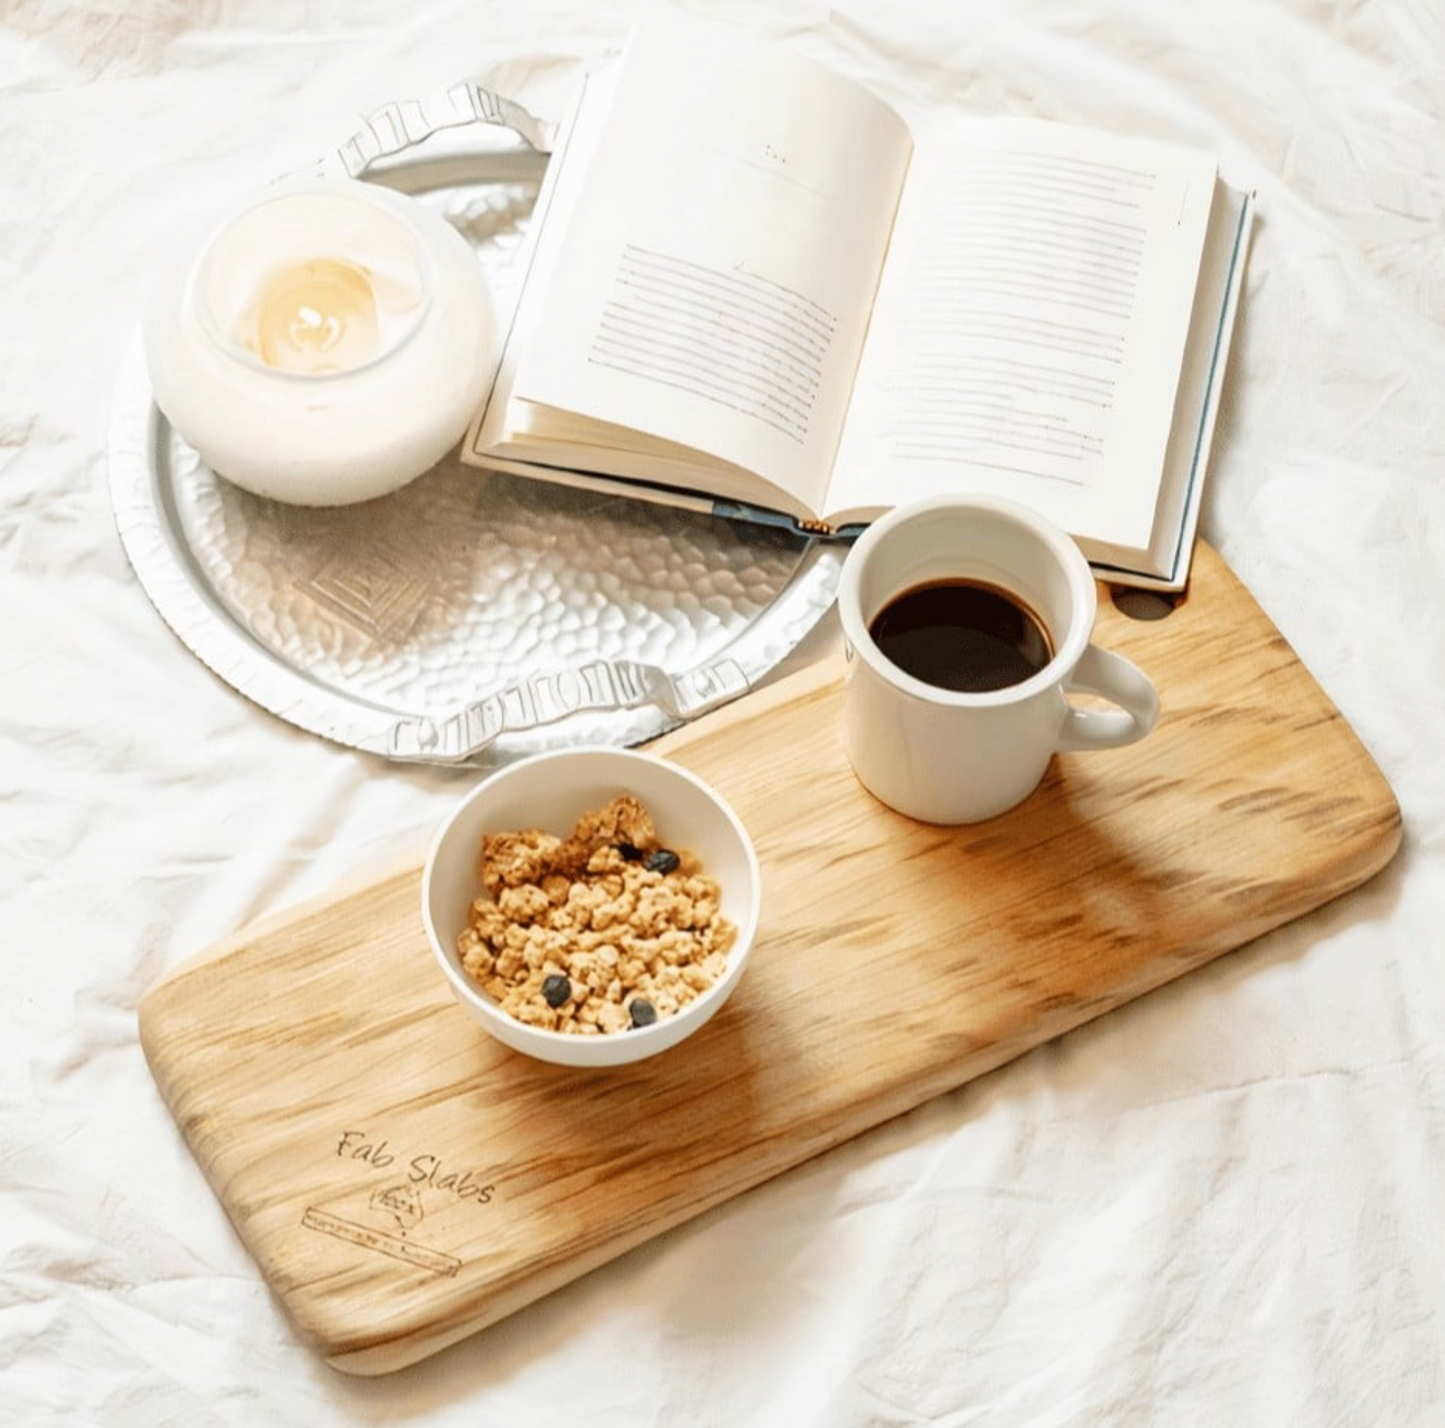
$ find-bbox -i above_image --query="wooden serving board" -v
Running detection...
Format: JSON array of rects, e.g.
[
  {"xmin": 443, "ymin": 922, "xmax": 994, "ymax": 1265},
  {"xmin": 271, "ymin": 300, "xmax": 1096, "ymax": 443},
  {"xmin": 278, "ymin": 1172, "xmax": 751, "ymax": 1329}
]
[{"xmin": 139, "ymin": 543, "xmax": 1401, "ymax": 1375}]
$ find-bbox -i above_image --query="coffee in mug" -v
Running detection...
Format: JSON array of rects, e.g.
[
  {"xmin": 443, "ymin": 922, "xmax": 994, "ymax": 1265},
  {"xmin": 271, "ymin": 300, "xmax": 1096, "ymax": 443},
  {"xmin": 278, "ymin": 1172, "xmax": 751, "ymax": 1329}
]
[{"xmin": 868, "ymin": 577, "xmax": 1054, "ymax": 693}]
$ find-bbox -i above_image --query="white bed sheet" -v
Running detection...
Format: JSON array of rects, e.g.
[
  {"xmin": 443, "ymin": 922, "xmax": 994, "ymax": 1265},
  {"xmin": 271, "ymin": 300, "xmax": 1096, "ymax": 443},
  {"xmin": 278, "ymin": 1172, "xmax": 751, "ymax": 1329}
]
[{"xmin": 3, "ymin": 0, "xmax": 1443, "ymax": 1422}]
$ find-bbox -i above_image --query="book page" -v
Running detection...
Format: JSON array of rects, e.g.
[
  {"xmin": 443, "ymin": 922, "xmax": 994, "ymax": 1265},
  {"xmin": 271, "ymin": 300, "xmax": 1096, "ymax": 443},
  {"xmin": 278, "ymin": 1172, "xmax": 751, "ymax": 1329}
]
[
  {"xmin": 504, "ymin": 14, "xmax": 913, "ymax": 517},
  {"xmin": 829, "ymin": 117, "xmax": 1217, "ymax": 558}
]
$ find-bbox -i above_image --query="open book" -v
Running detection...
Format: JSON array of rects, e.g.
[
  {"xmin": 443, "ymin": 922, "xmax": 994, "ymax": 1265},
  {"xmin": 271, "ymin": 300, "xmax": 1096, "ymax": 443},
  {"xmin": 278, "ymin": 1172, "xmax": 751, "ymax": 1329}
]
[{"xmin": 463, "ymin": 14, "xmax": 1254, "ymax": 590}]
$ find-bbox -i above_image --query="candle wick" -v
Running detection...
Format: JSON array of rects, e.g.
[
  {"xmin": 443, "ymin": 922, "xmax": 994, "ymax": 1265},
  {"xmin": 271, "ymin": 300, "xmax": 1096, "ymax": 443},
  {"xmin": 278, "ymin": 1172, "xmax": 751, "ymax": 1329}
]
[{"xmin": 290, "ymin": 306, "xmax": 344, "ymax": 352}]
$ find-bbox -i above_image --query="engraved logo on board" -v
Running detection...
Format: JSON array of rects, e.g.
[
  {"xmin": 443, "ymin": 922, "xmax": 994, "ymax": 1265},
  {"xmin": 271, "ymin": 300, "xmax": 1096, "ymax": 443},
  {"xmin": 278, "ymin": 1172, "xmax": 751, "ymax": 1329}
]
[{"xmin": 300, "ymin": 1130, "xmax": 497, "ymax": 1278}]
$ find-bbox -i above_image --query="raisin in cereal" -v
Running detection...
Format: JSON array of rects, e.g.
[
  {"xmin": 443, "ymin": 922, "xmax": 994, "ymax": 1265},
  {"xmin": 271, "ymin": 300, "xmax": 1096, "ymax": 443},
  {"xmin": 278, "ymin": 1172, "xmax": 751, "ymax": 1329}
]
[{"xmin": 456, "ymin": 794, "xmax": 736, "ymax": 1035}]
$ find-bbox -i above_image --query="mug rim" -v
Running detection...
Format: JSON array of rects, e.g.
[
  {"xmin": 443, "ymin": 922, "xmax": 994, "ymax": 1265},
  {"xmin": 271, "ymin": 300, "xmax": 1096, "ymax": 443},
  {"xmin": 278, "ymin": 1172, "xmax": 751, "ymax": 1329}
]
[{"xmin": 837, "ymin": 493, "xmax": 1097, "ymax": 707}]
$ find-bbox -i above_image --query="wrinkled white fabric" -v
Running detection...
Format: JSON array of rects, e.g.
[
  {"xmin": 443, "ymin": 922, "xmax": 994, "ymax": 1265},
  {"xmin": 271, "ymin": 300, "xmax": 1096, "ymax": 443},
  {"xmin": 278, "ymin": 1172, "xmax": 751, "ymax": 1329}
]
[{"xmin": 3, "ymin": 0, "xmax": 1444, "ymax": 1423}]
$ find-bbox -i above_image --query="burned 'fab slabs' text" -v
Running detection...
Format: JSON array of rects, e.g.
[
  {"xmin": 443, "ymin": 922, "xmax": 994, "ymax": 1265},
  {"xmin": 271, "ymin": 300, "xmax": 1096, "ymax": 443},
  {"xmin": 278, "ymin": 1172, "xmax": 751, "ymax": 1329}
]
[{"xmin": 335, "ymin": 1130, "xmax": 496, "ymax": 1206}]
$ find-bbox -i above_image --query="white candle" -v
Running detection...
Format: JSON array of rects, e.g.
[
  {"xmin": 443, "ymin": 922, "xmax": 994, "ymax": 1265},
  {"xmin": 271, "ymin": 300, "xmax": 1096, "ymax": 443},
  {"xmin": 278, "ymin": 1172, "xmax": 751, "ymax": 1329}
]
[{"xmin": 144, "ymin": 177, "xmax": 496, "ymax": 506}]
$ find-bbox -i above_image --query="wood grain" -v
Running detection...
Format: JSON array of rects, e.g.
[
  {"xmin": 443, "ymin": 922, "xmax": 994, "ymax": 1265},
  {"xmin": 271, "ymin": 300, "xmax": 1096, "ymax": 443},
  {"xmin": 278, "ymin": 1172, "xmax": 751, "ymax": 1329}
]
[{"xmin": 139, "ymin": 543, "xmax": 1401, "ymax": 1374}]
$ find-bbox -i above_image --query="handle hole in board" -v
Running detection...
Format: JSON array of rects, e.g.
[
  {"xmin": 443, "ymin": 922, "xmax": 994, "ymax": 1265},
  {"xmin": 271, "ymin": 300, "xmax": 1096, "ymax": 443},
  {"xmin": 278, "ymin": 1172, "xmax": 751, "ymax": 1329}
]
[{"xmin": 1110, "ymin": 587, "xmax": 1179, "ymax": 622}]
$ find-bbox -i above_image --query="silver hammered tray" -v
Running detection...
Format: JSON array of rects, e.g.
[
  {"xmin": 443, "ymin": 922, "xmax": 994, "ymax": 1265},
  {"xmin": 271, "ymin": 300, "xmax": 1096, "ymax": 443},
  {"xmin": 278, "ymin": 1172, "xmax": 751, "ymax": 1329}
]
[{"xmin": 107, "ymin": 86, "xmax": 842, "ymax": 767}]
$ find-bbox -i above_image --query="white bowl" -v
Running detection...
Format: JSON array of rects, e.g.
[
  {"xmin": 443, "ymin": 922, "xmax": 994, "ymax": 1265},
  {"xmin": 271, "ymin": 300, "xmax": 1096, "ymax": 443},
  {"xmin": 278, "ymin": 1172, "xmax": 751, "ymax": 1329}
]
[{"xmin": 422, "ymin": 747, "xmax": 761, "ymax": 1068}]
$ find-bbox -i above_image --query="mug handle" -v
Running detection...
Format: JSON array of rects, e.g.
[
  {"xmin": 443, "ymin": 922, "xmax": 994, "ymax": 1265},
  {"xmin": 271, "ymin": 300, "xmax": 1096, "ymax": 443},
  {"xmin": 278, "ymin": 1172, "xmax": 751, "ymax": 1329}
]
[{"xmin": 1056, "ymin": 644, "xmax": 1160, "ymax": 752}]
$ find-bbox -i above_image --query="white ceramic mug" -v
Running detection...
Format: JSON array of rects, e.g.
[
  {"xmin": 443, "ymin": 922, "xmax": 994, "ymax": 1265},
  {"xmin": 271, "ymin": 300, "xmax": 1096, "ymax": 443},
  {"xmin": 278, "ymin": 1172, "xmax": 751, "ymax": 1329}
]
[{"xmin": 837, "ymin": 494, "xmax": 1160, "ymax": 824}]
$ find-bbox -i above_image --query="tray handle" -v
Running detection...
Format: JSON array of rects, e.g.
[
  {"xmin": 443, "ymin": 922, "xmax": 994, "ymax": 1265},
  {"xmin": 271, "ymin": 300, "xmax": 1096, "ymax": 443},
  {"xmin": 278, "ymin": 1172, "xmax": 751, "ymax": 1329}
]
[
  {"xmin": 314, "ymin": 80, "xmax": 558, "ymax": 180},
  {"xmin": 384, "ymin": 656, "xmax": 753, "ymax": 764}
]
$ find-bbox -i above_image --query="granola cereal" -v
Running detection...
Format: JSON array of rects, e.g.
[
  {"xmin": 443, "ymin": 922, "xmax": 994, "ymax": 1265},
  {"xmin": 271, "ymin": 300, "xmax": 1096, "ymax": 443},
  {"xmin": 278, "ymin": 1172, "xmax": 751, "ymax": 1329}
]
[{"xmin": 457, "ymin": 794, "xmax": 736, "ymax": 1035}]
